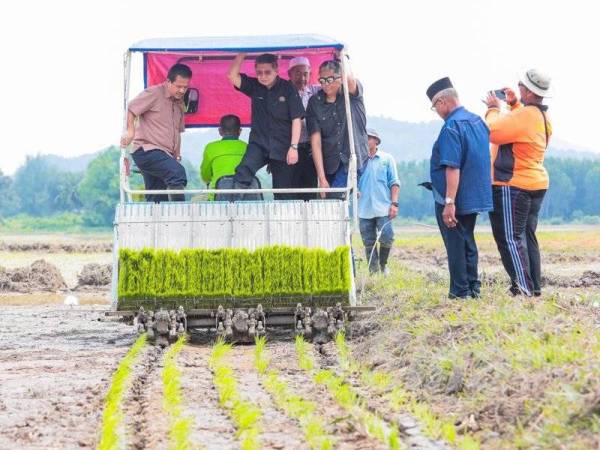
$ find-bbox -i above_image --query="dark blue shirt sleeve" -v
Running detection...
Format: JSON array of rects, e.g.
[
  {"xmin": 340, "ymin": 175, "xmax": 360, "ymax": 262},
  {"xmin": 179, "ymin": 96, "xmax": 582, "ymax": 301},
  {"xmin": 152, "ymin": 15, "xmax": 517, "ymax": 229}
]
[
  {"xmin": 287, "ymin": 84, "xmax": 305, "ymax": 120},
  {"xmin": 236, "ymin": 73, "xmax": 258, "ymax": 97},
  {"xmin": 306, "ymin": 96, "xmax": 320, "ymax": 136},
  {"xmin": 437, "ymin": 126, "xmax": 462, "ymax": 168},
  {"xmin": 351, "ymin": 79, "xmax": 364, "ymax": 101}
]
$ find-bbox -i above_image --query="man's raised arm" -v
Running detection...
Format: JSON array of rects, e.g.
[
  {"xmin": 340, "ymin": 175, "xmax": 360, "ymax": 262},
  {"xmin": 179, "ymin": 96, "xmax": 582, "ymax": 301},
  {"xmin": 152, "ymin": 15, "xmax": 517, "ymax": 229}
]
[{"xmin": 227, "ymin": 53, "xmax": 246, "ymax": 89}]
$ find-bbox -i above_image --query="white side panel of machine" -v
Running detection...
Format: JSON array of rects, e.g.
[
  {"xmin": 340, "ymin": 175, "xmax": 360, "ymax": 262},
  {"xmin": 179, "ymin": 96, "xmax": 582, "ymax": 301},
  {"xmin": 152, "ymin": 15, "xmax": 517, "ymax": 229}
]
[{"xmin": 116, "ymin": 200, "xmax": 348, "ymax": 251}]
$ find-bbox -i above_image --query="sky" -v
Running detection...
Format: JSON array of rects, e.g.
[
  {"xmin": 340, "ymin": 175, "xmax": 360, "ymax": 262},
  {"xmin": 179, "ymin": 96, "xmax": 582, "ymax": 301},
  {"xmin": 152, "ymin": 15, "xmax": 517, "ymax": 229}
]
[{"xmin": 0, "ymin": 0, "xmax": 597, "ymax": 174}]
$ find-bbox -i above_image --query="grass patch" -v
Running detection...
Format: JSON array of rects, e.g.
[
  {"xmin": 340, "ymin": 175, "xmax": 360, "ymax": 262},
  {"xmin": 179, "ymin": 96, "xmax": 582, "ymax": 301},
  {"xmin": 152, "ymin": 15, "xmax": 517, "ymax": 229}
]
[
  {"xmin": 98, "ymin": 334, "xmax": 147, "ymax": 450},
  {"xmin": 162, "ymin": 335, "xmax": 196, "ymax": 450},
  {"xmin": 255, "ymin": 336, "xmax": 335, "ymax": 449},
  {"xmin": 355, "ymin": 264, "xmax": 600, "ymax": 449},
  {"xmin": 209, "ymin": 340, "xmax": 261, "ymax": 450}
]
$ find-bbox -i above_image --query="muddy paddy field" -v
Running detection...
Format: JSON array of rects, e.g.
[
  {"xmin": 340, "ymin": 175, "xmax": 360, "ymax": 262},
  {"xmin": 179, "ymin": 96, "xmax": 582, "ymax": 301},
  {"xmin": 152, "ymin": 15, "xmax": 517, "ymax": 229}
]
[{"xmin": 1, "ymin": 227, "xmax": 599, "ymax": 449}]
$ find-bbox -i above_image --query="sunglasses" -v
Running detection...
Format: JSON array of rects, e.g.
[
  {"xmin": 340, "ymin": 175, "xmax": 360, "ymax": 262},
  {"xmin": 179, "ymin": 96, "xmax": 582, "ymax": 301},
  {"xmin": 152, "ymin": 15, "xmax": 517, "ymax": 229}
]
[{"xmin": 318, "ymin": 76, "xmax": 341, "ymax": 85}]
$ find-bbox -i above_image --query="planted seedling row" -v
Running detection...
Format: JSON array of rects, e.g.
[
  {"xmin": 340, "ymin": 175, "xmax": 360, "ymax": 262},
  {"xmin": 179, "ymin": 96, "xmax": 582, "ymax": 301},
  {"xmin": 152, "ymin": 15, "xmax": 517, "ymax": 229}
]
[
  {"xmin": 294, "ymin": 336, "xmax": 403, "ymax": 449},
  {"xmin": 209, "ymin": 340, "xmax": 262, "ymax": 450},
  {"xmin": 162, "ymin": 335, "xmax": 197, "ymax": 450},
  {"xmin": 254, "ymin": 336, "xmax": 335, "ymax": 449},
  {"xmin": 99, "ymin": 334, "xmax": 147, "ymax": 450}
]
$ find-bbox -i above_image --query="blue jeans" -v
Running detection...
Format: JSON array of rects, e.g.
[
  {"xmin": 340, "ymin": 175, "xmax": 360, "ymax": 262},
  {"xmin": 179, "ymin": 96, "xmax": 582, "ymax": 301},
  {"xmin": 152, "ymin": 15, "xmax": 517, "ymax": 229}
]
[
  {"xmin": 132, "ymin": 149, "xmax": 187, "ymax": 203},
  {"xmin": 435, "ymin": 203, "xmax": 480, "ymax": 298},
  {"xmin": 325, "ymin": 166, "xmax": 348, "ymax": 199},
  {"xmin": 359, "ymin": 216, "xmax": 394, "ymax": 272}
]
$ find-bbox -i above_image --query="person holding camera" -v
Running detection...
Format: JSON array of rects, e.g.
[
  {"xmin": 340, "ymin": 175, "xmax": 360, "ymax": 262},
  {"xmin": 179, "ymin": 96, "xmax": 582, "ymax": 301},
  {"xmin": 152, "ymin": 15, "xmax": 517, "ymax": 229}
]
[
  {"xmin": 427, "ymin": 77, "xmax": 492, "ymax": 299},
  {"xmin": 484, "ymin": 69, "xmax": 553, "ymax": 297}
]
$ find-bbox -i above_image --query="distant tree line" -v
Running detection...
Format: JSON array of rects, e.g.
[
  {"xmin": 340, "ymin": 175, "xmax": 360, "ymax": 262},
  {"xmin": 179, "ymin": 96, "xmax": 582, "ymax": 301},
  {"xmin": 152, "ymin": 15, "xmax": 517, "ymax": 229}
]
[
  {"xmin": 397, "ymin": 158, "xmax": 600, "ymax": 222},
  {"xmin": 0, "ymin": 148, "xmax": 599, "ymax": 228},
  {"xmin": 0, "ymin": 147, "xmax": 202, "ymax": 228}
]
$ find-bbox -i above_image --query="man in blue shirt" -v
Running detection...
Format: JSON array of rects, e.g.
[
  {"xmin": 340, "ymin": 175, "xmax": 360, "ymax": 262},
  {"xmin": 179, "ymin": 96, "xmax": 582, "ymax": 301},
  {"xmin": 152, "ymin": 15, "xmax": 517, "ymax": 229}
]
[
  {"xmin": 426, "ymin": 77, "xmax": 492, "ymax": 298},
  {"xmin": 358, "ymin": 129, "xmax": 400, "ymax": 276}
]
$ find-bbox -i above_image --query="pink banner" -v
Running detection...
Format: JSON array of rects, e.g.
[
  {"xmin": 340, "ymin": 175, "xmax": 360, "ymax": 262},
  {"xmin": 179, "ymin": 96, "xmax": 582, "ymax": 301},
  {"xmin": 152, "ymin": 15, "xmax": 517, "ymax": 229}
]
[{"xmin": 146, "ymin": 48, "xmax": 338, "ymax": 127}]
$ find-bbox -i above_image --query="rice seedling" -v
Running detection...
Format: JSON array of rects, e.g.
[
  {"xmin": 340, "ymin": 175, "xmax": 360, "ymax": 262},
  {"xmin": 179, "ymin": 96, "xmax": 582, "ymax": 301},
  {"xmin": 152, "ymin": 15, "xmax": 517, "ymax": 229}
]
[
  {"xmin": 99, "ymin": 334, "xmax": 147, "ymax": 450},
  {"xmin": 210, "ymin": 339, "xmax": 261, "ymax": 450},
  {"xmin": 118, "ymin": 245, "xmax": 351, "ymax": 308},
  {"xmin": 254, "ymin": 336, "xmax": 335, "ymax": 450},
  {"xmin": 295, "ymin": 336, "xmax": 403, "ymax": 449},
  {"xmin": 162, "ymin": 335, "xmax": 196, "ymax": 450}
]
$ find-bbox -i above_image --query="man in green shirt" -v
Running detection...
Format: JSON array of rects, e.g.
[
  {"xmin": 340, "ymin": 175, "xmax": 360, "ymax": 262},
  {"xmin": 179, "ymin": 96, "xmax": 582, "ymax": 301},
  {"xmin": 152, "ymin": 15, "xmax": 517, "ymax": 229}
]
[{"xmin": 200, "ymin": 115, "xmax": 247, "ymax": 200}]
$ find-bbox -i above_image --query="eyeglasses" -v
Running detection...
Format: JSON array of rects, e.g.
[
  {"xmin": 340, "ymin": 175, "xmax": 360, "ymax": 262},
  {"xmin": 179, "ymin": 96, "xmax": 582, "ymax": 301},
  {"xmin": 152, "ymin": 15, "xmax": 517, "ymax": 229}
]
[
  {"xmin": 318, "ymin": 76, "xmax": 341, "ymax": 85},
  {"xmin": 430, "ymin": 98, "xmax": 442, "ymax": 111}
]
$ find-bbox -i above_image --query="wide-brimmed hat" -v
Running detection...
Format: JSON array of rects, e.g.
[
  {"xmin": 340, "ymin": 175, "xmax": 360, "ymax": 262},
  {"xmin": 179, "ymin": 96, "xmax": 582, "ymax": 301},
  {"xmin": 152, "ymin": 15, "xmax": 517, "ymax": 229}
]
[
  {"xmin": 426, "ymin": 77, "xmax": 454, "ymax": 105},
  {"xmin": 519, "ymin": 68, "xmax": 553, "ymax": 98},
  {"xmin": 288, "ymin": 56, "xmax": 310, "ymax": 71},
  {"xmin": 367, "ymin": 128, "xmax": 381, "ymax": 145}
]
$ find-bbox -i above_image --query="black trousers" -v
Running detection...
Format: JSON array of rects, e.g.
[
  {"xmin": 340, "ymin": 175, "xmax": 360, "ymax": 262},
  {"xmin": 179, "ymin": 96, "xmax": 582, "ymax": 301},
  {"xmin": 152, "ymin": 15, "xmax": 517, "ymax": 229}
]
[
  {"xmin": 435, "ymin": 203, "xmax": 480, "ymax": 298},
  {"xmin": 291, "ymin": 143, "xmax": 318, "ymax": 201},
  {"xmin": 233, "ymin": 142, "xmax": 296, "ymax": 200},
  {"xmin": 489, "ymin": 185, "xmax": 546, "ymax": 296},
  {"xmin": 132, "ymin": 149, "xmax": 187, "ymax": 203}
]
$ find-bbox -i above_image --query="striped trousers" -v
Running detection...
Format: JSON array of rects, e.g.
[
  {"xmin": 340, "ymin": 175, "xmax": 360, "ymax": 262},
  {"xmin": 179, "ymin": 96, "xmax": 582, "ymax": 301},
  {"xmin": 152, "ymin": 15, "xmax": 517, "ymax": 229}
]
[{"xmin": 489, "ymin": 185, "xmax": 546, "ymax": 296}]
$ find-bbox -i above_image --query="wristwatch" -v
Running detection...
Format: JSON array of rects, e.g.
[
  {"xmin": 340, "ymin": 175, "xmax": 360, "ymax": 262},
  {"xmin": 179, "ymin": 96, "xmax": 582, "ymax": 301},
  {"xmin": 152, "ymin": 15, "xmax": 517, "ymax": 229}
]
[
  {"xmin": 445, "ymin": 197, "xmax": 455, "ymax": 205},
  {"xmin": 391, "ymin": 201, "xmax": 399, "ymax": 207},
  {"xmin": 290, "ymin": 144, "xmax": 298, "ymax": 150}
]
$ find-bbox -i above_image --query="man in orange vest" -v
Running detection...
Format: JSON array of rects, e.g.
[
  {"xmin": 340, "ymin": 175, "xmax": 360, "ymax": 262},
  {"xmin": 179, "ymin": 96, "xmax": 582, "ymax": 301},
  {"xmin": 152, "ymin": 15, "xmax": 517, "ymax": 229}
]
[{"xmin": 484, "ymin": 69, "xmax": 553, "ymax": 297}]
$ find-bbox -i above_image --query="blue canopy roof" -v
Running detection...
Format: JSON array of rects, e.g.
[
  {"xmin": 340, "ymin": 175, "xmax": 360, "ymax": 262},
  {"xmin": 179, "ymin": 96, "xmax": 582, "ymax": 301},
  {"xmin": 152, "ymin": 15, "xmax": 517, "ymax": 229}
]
[{"xmin": 129, "ymin": 34, "xmax": 344, "ymax": 53}]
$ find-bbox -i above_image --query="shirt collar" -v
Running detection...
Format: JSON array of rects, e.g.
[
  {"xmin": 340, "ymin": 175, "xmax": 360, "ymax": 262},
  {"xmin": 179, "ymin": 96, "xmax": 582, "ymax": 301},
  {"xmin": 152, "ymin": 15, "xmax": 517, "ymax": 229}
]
[
  {"xmin": 444, "ymin": 106, "xmax": 465, "ymax": 122},
  {"xmin": 222, "ymin": 136, "xmax": 238, "ymax": 140}
]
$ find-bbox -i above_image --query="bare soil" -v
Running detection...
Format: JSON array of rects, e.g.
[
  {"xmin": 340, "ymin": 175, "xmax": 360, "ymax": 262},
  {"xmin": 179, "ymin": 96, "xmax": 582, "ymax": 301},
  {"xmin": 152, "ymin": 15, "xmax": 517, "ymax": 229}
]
[
  {"xmin": 0, "ymin": 305, "xmax": 134, "ymax": 449},
  {"xmin": 1, "ymin": 229, "xmax": 599, "ymax": 449}
]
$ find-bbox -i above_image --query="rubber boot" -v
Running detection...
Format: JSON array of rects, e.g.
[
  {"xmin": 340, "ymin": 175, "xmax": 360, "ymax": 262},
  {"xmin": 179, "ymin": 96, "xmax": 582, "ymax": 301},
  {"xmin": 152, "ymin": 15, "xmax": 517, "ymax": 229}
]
[
  {"xmin": 379, "ymin": 245, "xmax": 392, "ymax": 276},
  {"xmin": 167, "ymin": 185, "xmax": 185, "ymax": 202},
  {"xmin": 365, "ymin": 246, "xmax": 379, "ymax": 274}
]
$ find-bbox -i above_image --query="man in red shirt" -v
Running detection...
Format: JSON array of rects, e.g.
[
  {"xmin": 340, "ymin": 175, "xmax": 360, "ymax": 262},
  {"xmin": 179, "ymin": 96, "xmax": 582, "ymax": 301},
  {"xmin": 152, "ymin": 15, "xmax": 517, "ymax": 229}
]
[{"xmin": 120, "ymin": 63, "xmax": 192, "ymax": 202}]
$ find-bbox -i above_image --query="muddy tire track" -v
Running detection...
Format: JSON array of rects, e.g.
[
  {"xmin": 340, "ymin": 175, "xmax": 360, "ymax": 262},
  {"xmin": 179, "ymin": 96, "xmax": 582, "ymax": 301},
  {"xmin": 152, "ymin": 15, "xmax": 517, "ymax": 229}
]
[
  {"xmin": 178, "ymin": 345, "xmax": 237, "ymax": 450},
  {"xmin": 122, "ymin": 345, "xmax": 167, "ymax": 450},
  {"xmin": 269, "ymin": 341, "xmax": 386, "ymax": 450}
]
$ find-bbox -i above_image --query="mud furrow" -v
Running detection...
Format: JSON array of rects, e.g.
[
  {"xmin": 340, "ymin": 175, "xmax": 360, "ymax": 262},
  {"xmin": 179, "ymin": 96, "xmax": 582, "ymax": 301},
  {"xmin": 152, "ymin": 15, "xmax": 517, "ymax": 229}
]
[
  {"xmin": 269, "ymin": 341, "xmax": 386, "ymax": 450},
  {"xmin": 228, "ymin": 345, "xmax": 308, "ymax": 450},
  {"xmin": 178, "ymin": 345, "xmax": 237, "ymax": 450},
  {"xmin": 122, "ymin": 345, "xmax": 167, "ymax": 450}
]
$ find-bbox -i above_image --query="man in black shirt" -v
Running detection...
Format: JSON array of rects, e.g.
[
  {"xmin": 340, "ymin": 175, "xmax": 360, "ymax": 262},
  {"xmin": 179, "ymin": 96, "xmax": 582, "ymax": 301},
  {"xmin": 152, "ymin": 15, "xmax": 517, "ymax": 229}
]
[
  {"xmin": 228, "ymin": 53, "xmax": 304, "ymax": 200},
  {"xmin": 306, "ymin": 59, "xmax": 368, "ymax": 199}
]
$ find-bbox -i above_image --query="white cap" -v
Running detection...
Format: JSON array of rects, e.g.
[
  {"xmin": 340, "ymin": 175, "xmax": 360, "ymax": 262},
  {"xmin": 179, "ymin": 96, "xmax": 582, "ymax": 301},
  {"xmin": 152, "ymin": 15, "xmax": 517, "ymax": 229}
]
[
  {"xmin": 288, "ymin": 56, "xmax": 310, "ymax": 71},
  {"xmin": 519, "ymin": 68, "xmax": 554, "ymax": 98}
]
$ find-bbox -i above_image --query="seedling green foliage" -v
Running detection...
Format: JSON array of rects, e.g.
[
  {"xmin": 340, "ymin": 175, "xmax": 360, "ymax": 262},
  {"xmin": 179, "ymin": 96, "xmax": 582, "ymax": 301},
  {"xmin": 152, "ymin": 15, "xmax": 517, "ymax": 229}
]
[
  {"xmin": 99, "ymin": 334, "xmax": 147, "ymax": 450},
  {"xmin": 255, "ymin": 336, "xmax": 335, "ymax": 450},
  {"xmin": 295, "ymin": 336, "xmax": 403, "ymax": 449},
  {"xmin": 210, "ymin": 339, "xmax": 261, "ymax": 450},
  {"xmin": 118, "ymin": 245, "xmax": 351, "ymax": 308},
  {"xmin": 162, "ymin": 335, "xmax": 196, "ymax": 450}
]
